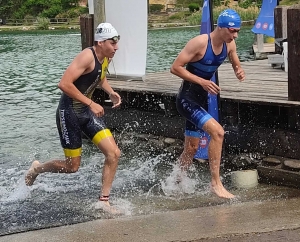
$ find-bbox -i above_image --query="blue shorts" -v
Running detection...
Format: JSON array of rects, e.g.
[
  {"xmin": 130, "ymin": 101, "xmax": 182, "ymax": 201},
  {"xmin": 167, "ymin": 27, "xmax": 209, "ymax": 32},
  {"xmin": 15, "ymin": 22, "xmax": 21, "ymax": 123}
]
[{"xmin": 176, "ymin": 82, "xmax": 212, "ymax": 138}]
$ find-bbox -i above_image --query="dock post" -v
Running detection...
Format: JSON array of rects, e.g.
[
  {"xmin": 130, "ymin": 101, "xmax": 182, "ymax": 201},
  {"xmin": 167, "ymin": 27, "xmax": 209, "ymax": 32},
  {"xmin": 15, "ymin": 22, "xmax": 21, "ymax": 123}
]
[
  {"xmin": 80, "ymin": 14, "xmax": 94, "ymax": 50},
  {"xmin": 93, "ymin": 0, "xmax": 106, "ymax": 29},
  {"xmin": 256, "ymin": 34, "xmax": 264, "ymax": 53},
  {"xmin": 254, "ymin": 34, "xmax": 265, "ymax": 59},
  {"xmin": 274, "ymin": 6, "xmax": 288, "ymax": 54},
  {"xmin": 287, "ymin": 5, "xmax": 300, "ymax": 102},
  {"xmin": 287, "ymin": 5, "xmax": 300, "ymax": 132}
]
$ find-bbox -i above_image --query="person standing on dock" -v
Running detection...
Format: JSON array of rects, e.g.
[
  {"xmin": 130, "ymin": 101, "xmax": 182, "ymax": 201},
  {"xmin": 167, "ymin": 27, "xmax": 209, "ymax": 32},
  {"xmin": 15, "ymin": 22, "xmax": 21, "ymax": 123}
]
[
  {"xmin": 171, "ymin": 9, "xmax": 245, "ymax": 199},
  {"xmin": 25, "ymin": 23, "xmax": 122, "ymax": 212}
]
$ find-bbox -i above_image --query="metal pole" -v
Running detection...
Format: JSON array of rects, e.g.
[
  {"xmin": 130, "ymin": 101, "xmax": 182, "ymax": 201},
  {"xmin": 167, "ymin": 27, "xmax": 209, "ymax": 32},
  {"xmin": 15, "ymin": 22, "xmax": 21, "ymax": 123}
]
[
  {"xmin": 209, "ymin": 0, "xmax": 221, "ymax": 121},
  {"xmin": 209, "ymin": 0, "xmax": 214, "ymax": 33}
]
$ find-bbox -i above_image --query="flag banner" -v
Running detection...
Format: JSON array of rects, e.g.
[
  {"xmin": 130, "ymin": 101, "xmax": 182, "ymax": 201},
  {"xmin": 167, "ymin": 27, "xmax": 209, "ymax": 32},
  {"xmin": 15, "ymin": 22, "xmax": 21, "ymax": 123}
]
[
  {"xmin": 251, "ymin": 0, "xmax": 277, "ymax": 37},
  {"xmin": 194, "ymin": 0, "xmax": 219, "ymax": 159},
  {"xmin": 105, "ymin": 0, "xmax": 148, "ymax": 79}
]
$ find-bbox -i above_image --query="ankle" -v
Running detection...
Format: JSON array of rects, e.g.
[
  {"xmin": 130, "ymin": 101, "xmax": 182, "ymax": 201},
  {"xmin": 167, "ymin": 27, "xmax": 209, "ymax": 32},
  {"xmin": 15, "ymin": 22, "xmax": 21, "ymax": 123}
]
[{"xmin": 99, "ymin": 195, "xmax": 110, "ymax": 202}]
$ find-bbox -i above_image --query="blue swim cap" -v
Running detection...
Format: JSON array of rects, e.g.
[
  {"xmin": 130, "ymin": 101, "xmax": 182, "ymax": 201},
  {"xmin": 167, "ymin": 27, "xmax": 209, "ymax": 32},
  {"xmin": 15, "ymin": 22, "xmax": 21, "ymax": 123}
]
[{"xmin": 217, "ymin": 9, "xmax": 241, "ymax": 28}]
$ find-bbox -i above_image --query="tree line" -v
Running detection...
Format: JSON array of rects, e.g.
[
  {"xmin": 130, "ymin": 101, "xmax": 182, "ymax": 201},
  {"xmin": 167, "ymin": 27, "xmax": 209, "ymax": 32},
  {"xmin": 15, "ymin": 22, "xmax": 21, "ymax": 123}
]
[{"xmin": 0, "ymin": 0, "xmax": 88, "ymax": 19}]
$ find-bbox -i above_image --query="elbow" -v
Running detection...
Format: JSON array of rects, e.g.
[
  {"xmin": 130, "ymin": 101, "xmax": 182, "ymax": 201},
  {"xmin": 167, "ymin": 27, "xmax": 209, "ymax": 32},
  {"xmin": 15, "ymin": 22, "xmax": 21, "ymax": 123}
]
[
  {"xmin": 170, "ymin": 66, "xmax": 176, "ymax": 75},
  {"xmin": 57, "ymin": 81, "xmax": 65, "ymax": 91}
]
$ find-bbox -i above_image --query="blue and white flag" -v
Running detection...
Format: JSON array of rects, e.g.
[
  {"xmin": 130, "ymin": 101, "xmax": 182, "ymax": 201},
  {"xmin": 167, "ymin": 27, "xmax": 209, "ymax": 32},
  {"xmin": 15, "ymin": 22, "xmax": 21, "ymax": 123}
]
[
  {"xmin": 194, "ymin": 0, "xmax": 219, "ymax": 159},
  {"xmin": 251, "ymin": 0, "xmax": 277, "ymax": 37}
]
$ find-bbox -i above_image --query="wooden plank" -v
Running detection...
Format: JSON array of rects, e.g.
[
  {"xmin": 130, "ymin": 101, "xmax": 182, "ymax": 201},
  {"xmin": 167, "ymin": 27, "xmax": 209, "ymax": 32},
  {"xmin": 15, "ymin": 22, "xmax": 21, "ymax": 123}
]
[
  {"xmin": 252, "ymin": 43, "xmax": 275, "ymax": 53},
  {"xmin": 105, "ymin": 59, "xmax": 300, "ymax": 107}
]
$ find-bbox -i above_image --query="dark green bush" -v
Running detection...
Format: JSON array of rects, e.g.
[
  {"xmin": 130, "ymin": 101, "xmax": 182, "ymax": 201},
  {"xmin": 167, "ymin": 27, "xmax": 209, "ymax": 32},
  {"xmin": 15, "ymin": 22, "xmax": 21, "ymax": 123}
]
[
  {"xmin": 188, "ymin": 3, "xmax": 200, "ymax": 12},
  {"xmin": 238, "ymin": 0, "xmax": 254, "ymax": 9},
  {"xmin": 149, "ymin": 4, "xmax": 164, "ymax": 13},
  {"xmin": 40, "ymin": 6, "xmax": 62, "ymax": 18},
  {"xmin": 213, "ymin": 0, "xmax": 222, "ymax": 7}
]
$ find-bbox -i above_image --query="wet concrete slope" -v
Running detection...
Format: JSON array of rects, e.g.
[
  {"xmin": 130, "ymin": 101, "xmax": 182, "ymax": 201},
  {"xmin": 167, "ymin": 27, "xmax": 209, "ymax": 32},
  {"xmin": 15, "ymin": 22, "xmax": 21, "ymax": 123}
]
[{"xmin": 2, "ymin": 197, "xmax": 300, "ymax": 242}]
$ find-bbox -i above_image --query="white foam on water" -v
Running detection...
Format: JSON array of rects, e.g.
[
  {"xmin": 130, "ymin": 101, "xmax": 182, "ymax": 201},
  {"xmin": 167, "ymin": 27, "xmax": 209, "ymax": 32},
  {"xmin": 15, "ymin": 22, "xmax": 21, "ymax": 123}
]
[
  {"xmin": 161, "ymin": 164, "xmax": 197, "ymax": 196},
  {"xmin": 92, "ymin": 198, "xmax": 133, "ymax": 216},
  {"xmin": 114, "ymin": 155, "xmax": 163, "ymax": 190},
  {"xmin": 2, "ymin": 176, "xmax": 31, "ymax": 202}
]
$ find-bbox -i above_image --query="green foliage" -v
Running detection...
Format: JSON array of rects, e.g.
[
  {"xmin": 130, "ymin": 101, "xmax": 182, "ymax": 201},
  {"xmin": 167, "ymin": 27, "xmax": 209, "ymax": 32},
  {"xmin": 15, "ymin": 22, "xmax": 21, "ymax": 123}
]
[
  {"xmin": 188, "ymin": 3, "xmax": 200, "ymax": 12},
  {"xmin": 149, "ymin": 4, "xmax": 164, "ymax": 13},
  {"xmin": 168, "ymin": 11, "xmax": 190, "ymax": 21},
  {"xmin": 256, "ymin": 0, "xmax": 263, "ymax": 7},
  {"xmin": 177, "ymin": 0, "xmax": 222, "ymax": 8},
  {"xmin": 176, "ymin": 0, "xmax": 202, "ymax": 6},
  {"xmin": 238, "ymin": 0, "xmax": 254, "ymax": 9},
  {"xmin": 0, "ymin": 0, "xmax": 23, "ymax": 18},
  {"xmin": 280, "ymin": 0, "xmax": 300, "ymax": 5},
  {"xmin": 0, "ymin": 0, "xmax": 87, "ymax": 19},
  {"xmin": 224, "ymin": 0, "xmax": 231, "ymax": 6},
  {"xmin": 41, "ymin": 5, "xmax": 63, "ymax": 18},
  {"xmin": 24, "ymin": 14, "xmax": 35, "ymax": 25},
  {"xmin": 187, "ymin": 5, "xmax": 260, "ymax": 26},
  {"xmin": 187, "ymin": 11, "xmax": 202, "ymax": 25},
  {"xmin": 12, "ymin": 5, "xmax": 27, "ymax": 19},
  {"xmin": 36, "ymin": 16, "xmax": 50, "ymax": 30}
]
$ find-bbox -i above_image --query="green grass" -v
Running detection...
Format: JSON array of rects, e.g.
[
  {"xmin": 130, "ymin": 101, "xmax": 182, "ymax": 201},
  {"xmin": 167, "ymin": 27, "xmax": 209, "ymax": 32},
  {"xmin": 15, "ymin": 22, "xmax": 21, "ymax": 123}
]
[{"xmin": 280, "ymin": 0, "xmax": 300, "ymax": 5}]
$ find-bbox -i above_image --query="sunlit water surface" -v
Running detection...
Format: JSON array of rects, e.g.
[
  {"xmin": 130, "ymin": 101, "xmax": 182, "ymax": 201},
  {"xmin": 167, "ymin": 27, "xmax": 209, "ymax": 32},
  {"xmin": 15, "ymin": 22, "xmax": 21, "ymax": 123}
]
[{"xmin": 1, "ymin": 27, "xmax": 300, "ymax": 236}]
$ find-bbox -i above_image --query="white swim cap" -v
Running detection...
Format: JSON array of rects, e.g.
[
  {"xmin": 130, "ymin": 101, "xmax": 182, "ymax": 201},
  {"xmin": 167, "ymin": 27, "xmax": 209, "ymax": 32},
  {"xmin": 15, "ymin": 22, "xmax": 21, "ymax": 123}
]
[{"xmin": 94, "ymin": 22, "xmax": 119, "ymax": 42}]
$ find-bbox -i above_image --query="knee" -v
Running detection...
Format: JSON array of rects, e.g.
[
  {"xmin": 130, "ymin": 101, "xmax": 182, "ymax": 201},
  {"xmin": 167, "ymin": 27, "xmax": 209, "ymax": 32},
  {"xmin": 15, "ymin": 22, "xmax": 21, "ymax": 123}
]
[
  {"xmin": 65, "ymin": 158, "xmax": 81, "ymax": 173},
  {"xmin": 210, "ymin": 127, "xmax": 225, "ymax": 141},
  {"xmin": 67, "ymin": 165, "xmax": 79, "ymax": 173},
  {"xmin": 106, "ymin": 147, "xmax": 121, "ymax": 163}
]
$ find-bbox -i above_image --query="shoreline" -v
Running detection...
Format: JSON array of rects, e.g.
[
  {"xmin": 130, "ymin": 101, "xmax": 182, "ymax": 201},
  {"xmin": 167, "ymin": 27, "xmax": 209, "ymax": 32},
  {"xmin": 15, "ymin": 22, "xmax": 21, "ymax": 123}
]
[
  {"xmin": 0, "ymin": 20, "xmax": 255, "ymax": 32},
  {"xmin": 2, "ymin": 197, "xmax": 300, "ymax": 241}
]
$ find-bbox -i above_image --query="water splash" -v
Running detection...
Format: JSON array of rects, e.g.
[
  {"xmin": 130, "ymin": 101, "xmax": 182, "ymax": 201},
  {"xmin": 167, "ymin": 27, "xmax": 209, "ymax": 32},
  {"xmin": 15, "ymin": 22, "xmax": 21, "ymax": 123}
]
[
  {"xmin": 92, "ymin": 198, "xmax": 133, "ymax": 216},
  {"xmin": 2, "ymin": 176, "xmax": 31, "ymax": 202},
  {"xmin": 161, "ymin": 164, "xmax": 197, "ymax": 196}
]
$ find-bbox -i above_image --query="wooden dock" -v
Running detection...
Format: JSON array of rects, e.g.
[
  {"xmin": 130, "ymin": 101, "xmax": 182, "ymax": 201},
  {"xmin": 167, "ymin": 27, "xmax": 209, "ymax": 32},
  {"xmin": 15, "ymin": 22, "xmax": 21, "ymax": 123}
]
[
  {"xmin": 252, "ymin": 43, "xmax": 275, "ymax": 53},
  {"xmin": 99, "ymin": 58, "xmax": 300, "ymax": 160},
  {"xmin": 107, "ymin": 59, "xmax": 299, "ymax": 107}
]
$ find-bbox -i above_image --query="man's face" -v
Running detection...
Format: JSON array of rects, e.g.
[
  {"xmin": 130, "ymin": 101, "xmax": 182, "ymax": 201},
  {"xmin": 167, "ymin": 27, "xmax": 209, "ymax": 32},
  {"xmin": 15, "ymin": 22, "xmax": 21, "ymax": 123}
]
[
  {"xmin": 223, "ymin": 27, "xmax": 240, "ymax": 43},
  {"xmin": 101, "ymin": 39, "xmax": 119, "ymax": 58}
]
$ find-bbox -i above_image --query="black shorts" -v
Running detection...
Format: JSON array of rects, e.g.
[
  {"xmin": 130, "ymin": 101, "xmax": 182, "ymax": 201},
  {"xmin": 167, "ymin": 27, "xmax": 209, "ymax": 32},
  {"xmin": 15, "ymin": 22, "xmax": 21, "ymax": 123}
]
[{"xmin": 56, "ymin": 96, "xmax": 112, "ymax": 157}]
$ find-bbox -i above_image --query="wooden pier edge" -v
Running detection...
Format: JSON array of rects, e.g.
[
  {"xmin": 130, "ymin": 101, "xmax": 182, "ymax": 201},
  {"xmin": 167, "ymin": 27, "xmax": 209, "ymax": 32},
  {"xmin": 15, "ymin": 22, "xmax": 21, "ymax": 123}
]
[{"xmin": 92, "ymin": 59, "xmax": 300, "ymax": 160}]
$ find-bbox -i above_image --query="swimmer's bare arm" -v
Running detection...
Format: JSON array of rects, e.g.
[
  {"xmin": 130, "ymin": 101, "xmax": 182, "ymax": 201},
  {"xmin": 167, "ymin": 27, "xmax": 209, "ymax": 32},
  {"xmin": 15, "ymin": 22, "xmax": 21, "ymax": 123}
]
[
  {"xmin": 58, "ymin": 49, "xmax": 105, "ymax": 116},
  {"xmin": 227, "ymin": 40, "xmax": 245, "ymax": 81},
  {"xmin": 170, "ymin": 35, "xmax": 220, "ymax": 95},
  {"xmin": 58, "ymin": 48, "xmax": 95, "ymax": 105}
]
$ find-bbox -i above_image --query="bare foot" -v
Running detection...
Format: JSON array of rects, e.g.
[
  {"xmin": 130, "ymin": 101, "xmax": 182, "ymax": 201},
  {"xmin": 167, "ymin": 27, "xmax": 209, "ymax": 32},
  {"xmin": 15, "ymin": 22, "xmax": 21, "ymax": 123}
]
[
  {"xmin": 25, "ymin": 160, "xmax": 40, "ymax": 186},
  {"xmin": 98, "ymin": 200, "xmax": 123, "ymax": 215},
  {"xmin": 210, "ymin": 183, "xmax": 235, "ymax": 199}
]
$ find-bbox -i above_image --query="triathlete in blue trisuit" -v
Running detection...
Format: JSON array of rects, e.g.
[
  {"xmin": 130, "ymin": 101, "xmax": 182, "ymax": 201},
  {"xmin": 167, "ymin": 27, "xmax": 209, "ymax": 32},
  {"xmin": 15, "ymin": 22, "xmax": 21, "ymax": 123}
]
[
  {"xmin": 25, "ymin": 23, "xmax": 122, "ymax": 213},
  {"xmin": 171, "ymin": 9, "xmax": 246, "ymax": 198}
]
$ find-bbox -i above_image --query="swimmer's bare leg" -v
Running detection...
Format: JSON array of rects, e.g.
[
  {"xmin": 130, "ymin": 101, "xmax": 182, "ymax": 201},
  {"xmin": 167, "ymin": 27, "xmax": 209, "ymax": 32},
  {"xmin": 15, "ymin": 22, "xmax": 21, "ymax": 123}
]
[
  {"xmin": 25, "ymin": 160, "xmax": 40, "ymax": 186},
  {"xmin": 203, "ymin": 119, "xmax": 235, "ymax": 199},
  {"xmin": 25, "ymin": 157, "xmax": 81, "ymax": 186},
  {"xmin": 98, "ymin": 196, "xmax": 122, "ymax": 215},
  {"xmin": 97, "ymin": 136, "xmax": 121, "ymax": 214}
]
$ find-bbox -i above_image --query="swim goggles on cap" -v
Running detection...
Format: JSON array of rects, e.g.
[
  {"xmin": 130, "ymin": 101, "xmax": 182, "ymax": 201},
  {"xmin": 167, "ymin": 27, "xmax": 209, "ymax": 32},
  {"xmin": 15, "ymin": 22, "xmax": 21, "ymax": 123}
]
[{"xmin": 107, "ymin": 35, "xmax": 120, "ymax": 43}]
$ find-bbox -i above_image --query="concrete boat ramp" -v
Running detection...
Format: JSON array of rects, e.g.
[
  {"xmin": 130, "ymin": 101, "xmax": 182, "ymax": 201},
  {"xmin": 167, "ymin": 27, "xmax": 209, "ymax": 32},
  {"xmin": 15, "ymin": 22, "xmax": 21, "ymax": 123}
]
[{"xmin": 2, "ymin": 197, "xmax": 300, "ymax": 242}]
